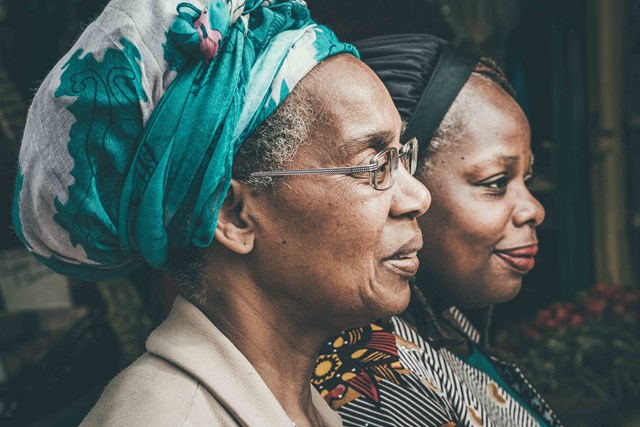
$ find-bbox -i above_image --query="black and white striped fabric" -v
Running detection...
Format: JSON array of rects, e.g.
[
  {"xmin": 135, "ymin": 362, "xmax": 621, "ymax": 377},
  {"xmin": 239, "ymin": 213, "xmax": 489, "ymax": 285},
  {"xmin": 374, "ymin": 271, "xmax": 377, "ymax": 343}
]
[{"xmin": 333, "ymin": 310, "xmax": 563, "ymax": 427}]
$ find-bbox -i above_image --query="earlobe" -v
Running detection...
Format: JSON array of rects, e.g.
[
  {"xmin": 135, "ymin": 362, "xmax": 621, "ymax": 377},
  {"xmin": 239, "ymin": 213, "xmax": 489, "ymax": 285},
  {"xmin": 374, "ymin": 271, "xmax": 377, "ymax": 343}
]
[{"xmin": 214, "ymin": 180, "xmax": 256, "ymax": 255}]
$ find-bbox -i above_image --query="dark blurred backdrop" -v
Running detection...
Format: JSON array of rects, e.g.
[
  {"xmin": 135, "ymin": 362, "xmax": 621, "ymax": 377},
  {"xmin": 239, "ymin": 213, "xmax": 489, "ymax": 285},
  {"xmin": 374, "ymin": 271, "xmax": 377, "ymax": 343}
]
[{"xmin": 0, "ymin": 0, "xmax": 638, "ymax": 426}]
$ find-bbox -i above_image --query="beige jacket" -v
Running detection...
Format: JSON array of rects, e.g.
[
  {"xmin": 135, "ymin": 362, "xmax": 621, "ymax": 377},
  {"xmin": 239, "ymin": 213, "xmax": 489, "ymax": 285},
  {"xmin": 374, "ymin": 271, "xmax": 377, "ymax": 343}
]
[{"xmin": 81, "ymin": 296, "xmax": 343, "ymax": 426}]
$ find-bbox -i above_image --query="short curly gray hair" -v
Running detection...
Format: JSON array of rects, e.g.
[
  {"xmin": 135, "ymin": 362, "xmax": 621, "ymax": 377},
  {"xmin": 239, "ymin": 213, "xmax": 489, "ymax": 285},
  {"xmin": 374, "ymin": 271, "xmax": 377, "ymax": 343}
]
[
  {"xmin": 171, "ymin": 83, "xmax": 315, "ymax": 305},
  {"xmin": 232, "ymin": 86, "xmax": 314, "ymax": 188}
]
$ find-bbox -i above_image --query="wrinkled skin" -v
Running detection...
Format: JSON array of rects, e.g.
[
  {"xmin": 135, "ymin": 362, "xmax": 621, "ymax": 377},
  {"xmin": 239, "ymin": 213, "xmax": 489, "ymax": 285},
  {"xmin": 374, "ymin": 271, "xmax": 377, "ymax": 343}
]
[
  {"xmin": 246, "ymin": 55, "xmax": 432, "ymax": 331},
  {"xmin": 203, "ymin": 54, "xmax": 431, "ymax": 426}
]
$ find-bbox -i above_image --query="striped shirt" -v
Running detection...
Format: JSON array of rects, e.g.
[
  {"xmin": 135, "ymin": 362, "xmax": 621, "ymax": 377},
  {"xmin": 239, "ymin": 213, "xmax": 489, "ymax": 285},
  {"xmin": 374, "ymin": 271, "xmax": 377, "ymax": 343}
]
[{"xmin": 313, "ymin": 309, "xmax": 563, "ymax": 427}]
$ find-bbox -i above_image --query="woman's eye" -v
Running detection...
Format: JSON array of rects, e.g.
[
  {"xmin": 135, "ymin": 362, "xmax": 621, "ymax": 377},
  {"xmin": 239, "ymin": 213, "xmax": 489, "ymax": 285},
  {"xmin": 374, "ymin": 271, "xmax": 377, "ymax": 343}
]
[
  {"xmin": 484, "ymin": 177, "xmax": 508, "ymax": 190},
  {"xmin": 480, "ymin": 176, "xmax": 509, "ymax": 195}
]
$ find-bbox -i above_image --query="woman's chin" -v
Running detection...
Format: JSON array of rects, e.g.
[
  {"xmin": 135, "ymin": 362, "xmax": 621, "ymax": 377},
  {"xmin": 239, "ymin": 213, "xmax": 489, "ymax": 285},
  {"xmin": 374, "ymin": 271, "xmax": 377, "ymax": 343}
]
[
  {"xmin": 489, "ymin": 280, "xmax": 523, "ymax": 306},
  {"xmin": 360, "ymin": 279, "xmax": 412, "ymax": 323},
  {"xmin": 455, "ymin": 283, "xmax": 523, "ymax": 309}
]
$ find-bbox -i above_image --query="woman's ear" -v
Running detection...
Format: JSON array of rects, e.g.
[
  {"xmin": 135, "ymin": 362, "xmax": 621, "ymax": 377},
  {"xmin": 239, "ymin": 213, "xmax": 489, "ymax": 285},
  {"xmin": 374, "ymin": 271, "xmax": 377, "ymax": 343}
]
[{"xmin": 214, "ymin": 180, "xmax": 256, "ymax": 255}]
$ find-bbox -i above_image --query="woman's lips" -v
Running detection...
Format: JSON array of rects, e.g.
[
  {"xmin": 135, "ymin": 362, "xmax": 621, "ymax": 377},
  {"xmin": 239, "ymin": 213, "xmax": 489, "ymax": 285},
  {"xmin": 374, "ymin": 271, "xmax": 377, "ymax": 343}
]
[
  {"xmin": 493, "ymin": 244, "xmax": 538, "ymax": 274},
  {"xmin": 383, "ymin": 234, "xmax": 423, "ymax": 278},
  {"xmin": 384, "ymin": 252, "xmax": 420, "ymax": 277}
]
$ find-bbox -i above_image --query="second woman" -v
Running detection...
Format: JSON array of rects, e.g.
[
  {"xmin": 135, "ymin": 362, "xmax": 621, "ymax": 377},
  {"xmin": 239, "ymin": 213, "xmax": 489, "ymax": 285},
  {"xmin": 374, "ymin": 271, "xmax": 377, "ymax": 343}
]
[{"xmin": 313, "ymin": 34, "xmax": 562, "ymax": 427}]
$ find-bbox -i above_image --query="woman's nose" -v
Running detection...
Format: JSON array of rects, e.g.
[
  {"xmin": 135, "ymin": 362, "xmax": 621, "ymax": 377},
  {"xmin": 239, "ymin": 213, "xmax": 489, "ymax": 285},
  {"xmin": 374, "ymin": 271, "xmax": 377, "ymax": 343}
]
[
  {"xmin": 513, "ymin": 188, "xmax": 545, "ymax": 227},
  {"xmin": 390, "ymin": 166, "xmax": 431, "ymax": 218}
]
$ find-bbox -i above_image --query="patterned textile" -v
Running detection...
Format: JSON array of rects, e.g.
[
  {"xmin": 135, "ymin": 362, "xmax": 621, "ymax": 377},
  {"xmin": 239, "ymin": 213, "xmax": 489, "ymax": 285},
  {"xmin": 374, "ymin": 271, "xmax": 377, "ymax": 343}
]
[
  {"xmin": 312, "ymin": 322, "xmax": 411, "ymax": 408},
  {"xmin": 13, "ymin": 0, "xmax": 356, "ymax": 280},
  {"xmin": 314, "ymin": 310, "xmax": 563, "ymax": 427}
]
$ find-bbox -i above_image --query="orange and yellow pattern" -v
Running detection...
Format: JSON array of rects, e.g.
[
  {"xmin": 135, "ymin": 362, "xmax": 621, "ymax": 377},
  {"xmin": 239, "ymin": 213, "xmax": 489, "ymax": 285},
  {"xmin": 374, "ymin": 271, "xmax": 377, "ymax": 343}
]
[{"xmin": 313, "ymin": 322, "xmax": 411, "ymax": 409}]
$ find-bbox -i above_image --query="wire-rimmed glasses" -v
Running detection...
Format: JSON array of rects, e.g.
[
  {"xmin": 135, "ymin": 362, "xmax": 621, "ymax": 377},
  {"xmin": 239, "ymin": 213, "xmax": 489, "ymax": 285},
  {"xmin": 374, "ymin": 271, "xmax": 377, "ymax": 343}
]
[{"xmin": 249, "ymin": 137, "xmax": 418, "ymax": 190}]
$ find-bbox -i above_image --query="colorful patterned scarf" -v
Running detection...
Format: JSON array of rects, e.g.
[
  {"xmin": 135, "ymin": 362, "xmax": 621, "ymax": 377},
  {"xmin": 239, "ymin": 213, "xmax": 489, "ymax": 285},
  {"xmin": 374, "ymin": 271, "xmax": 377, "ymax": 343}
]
[{"xmin": 13, "ymin": 0, "xmax": 356, "ymax": 280}]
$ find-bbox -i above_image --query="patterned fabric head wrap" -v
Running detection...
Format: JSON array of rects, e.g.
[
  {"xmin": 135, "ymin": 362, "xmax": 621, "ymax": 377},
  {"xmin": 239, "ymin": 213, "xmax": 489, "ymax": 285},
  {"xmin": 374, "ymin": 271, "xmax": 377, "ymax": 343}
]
[{"xmin": 13, "ymin": 0, "xmax": 357, "ymax": 280}]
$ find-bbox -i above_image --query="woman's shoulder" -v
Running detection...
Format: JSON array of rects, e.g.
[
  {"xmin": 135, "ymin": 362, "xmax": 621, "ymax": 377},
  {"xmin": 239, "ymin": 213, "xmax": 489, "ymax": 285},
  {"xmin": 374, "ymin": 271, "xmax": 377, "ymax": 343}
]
[{"xmin": 80, "ymin": 353, "xmax": 240, "ymax": 427}]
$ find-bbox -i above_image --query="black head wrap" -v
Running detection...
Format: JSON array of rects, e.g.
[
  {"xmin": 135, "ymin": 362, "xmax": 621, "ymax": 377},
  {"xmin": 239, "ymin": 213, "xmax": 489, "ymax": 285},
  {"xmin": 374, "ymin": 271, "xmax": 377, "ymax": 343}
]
[{"xmin": 355, "ymin": 34, "xmax": 478, "ymax": 150}]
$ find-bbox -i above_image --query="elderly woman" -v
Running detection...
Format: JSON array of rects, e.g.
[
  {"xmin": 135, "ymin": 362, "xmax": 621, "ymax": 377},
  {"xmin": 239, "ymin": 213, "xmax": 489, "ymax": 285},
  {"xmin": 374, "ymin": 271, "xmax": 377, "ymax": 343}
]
[
  {"xmin": 313, "ymin": 34, "xmax": 562, "ymax": 427},
  {"xmin": 12, "ymin": 2, "xmax": 430, "ymax": 425}
]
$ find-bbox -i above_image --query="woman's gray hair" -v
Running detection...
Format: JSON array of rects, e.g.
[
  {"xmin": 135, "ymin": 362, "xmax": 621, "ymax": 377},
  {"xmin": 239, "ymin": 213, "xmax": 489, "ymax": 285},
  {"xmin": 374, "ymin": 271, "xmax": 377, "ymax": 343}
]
[
  {"xmin": 171, "ymin": 85, "xmax": 315, "ymax": 304},
  {"xmin": 232, "ymin": 86, "xmax": 313, "ymax": 188},
  {"xmin": 172, "ymin": 253, "xmax": 209, "ymax": 306}
]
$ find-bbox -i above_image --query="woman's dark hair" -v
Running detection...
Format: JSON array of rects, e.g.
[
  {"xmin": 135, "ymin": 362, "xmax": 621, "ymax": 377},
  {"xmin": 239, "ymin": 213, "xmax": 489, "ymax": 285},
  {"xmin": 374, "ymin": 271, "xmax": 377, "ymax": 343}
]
[
  {"xmin": 355, "ymin": 34, "xmax": 515, "ymax": 167},
  {"xmin": 355, "ymin": 34, "xmax": 517, "ymax": 356}
]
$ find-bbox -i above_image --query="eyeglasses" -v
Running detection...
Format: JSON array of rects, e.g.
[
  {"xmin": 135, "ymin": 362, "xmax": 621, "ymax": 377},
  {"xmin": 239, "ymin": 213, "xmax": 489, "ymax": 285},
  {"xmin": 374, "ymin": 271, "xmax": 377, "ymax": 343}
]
[{"xmin": 249, "ymin": 137, "xmax": 418, "ymax": 191}]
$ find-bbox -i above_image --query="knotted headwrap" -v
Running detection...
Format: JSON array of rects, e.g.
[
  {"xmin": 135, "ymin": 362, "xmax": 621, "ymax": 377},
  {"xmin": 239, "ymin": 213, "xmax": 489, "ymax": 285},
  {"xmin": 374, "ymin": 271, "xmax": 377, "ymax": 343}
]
[
  {"xmin": 13, "ymin": 0, "xmax": 357, "ymax": 280},
  {"xmin": 355, "ymin": 34, "xmax": 477, "ymax": 147}
]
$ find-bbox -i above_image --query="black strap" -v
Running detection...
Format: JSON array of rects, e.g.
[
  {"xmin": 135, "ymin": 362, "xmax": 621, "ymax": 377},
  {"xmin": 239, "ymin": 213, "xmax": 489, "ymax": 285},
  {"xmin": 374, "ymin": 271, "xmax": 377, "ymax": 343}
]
[{"xmin": 403, "ymin": 46, "xmax": 478, "ymax": 145}]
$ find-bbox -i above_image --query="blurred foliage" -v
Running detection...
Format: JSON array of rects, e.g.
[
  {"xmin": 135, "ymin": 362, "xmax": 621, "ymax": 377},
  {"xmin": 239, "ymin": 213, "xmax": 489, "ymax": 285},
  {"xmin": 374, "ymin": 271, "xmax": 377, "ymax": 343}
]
[
  {"xmin": 0, "ymin": 63, "xmax": 25, "ymax": 166},
  {"xmin": 0, "ymin": 1, "xmax": 6, "ymax": 22},
  {"xmin": 440, "ymin": 0, "xmax": 529, "ymax": 62},
  {"xmin": 497, "ymin": 284, "xmax": 640, "ymax": 424},
  {"xmin": 306, "ymin": 0, "xmax": 453, "ymax": 43},
  {"xmin": 95, "ymin": 278, "xmax": 154, "ymax": 366},
  {"xmin": 25, "ymin": 0, "xmax": 83, "ymax": 13}
]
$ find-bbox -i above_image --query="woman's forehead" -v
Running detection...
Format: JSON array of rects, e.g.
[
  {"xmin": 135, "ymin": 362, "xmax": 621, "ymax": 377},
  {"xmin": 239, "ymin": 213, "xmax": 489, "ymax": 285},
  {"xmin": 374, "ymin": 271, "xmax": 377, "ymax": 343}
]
[
  {"xmin": 299, "ymin": 56, "xmax": 402, "ymax": 157},
  {"xmin": 423, "ymin": 143, "xmax": 533, "ymax": 185},
  {"xmin": 336, "ymin": 129, "xmax": 399, "ymax": 158}
]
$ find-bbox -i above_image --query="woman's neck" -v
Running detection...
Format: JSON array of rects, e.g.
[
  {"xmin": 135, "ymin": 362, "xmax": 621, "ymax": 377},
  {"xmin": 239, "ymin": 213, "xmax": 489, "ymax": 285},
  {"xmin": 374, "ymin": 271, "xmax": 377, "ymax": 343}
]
[
  {"xmin": 200, "ymin": 288, "xmax": 330, "ymax": 427},
  {"xmin": 414, "ymin": 269, "xmax": 448, "ymax": 307},
  {"xmin": 409, "ymin": 274, "xmax": 472, "ymax": 356}
]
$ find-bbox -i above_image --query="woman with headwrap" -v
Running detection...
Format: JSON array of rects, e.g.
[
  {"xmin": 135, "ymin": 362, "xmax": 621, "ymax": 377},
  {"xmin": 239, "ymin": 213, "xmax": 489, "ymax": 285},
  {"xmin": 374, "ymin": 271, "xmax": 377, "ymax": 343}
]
[
  {"xmin": 313, "ymin": 34, "xmax": 562, "ymax": 427},
  {"xmin": 12, "ymin": 2, "xmax": 431, "ymax": 425}
]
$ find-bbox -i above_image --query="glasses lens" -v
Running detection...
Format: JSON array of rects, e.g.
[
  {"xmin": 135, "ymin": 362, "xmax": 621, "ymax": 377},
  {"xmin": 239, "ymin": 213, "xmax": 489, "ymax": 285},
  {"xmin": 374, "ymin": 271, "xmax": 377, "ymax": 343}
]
[
  {"xmin": 401, "ymin": 138, "xmax": 418, "ymax": 175},
  {"xmin": 373, "ymin": 149, "xmax": 398, "ymax": 190}
]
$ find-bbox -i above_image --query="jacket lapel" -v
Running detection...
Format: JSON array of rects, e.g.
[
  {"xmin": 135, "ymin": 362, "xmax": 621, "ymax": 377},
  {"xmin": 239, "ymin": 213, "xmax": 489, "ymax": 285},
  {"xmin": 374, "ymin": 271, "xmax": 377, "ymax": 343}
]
[{"xmin": 146, "ymin": 296, "xmax": 343, "ymax": 426}]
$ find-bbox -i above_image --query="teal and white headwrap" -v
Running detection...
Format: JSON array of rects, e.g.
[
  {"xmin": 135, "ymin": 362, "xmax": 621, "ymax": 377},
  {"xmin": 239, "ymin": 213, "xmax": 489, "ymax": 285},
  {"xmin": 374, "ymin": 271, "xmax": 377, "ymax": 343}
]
[{"xmin": 13, "ymin": 0, "xmax": 357, "ymax": 280}]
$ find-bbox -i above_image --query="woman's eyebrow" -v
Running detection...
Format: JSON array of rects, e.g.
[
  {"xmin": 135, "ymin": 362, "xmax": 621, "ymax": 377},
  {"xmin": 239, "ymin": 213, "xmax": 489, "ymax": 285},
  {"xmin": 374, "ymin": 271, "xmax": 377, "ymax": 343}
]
[
  {"xmin": 469, "ymin": 155, "xmax": 520, "ymax": 174},
  {"xmin": 337, "ymin": 129, "xmax": 397, "ymax": 158}
]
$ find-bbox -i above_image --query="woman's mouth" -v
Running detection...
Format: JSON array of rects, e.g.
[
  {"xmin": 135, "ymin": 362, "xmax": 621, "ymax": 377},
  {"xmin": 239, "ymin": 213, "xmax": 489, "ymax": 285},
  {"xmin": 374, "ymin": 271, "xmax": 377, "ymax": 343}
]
[
  {"xmin": 383, "ymin": 234, "xmax": 422, "ymax": 278},
  {"xmin": 384, "ymin": 251, "xmax": 420, "ymax": 277},
  {"xmin": 493, "ymin": 244, "xmax": 538, "ymax": 274}
]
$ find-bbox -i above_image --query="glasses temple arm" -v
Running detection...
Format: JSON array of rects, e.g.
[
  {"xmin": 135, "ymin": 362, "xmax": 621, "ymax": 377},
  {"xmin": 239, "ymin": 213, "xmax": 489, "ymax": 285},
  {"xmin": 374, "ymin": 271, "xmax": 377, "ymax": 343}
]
[{"xmin": 249, "ymin": 164, "xmax": 377, "ymax": 177}]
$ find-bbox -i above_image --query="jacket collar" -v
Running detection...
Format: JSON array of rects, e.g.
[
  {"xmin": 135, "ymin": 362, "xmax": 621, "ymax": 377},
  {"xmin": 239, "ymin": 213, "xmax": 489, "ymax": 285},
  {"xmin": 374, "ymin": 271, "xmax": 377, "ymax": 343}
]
[{"xmin": 146, "ymin": 296, "xmax": 343, "ymax": 426}]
